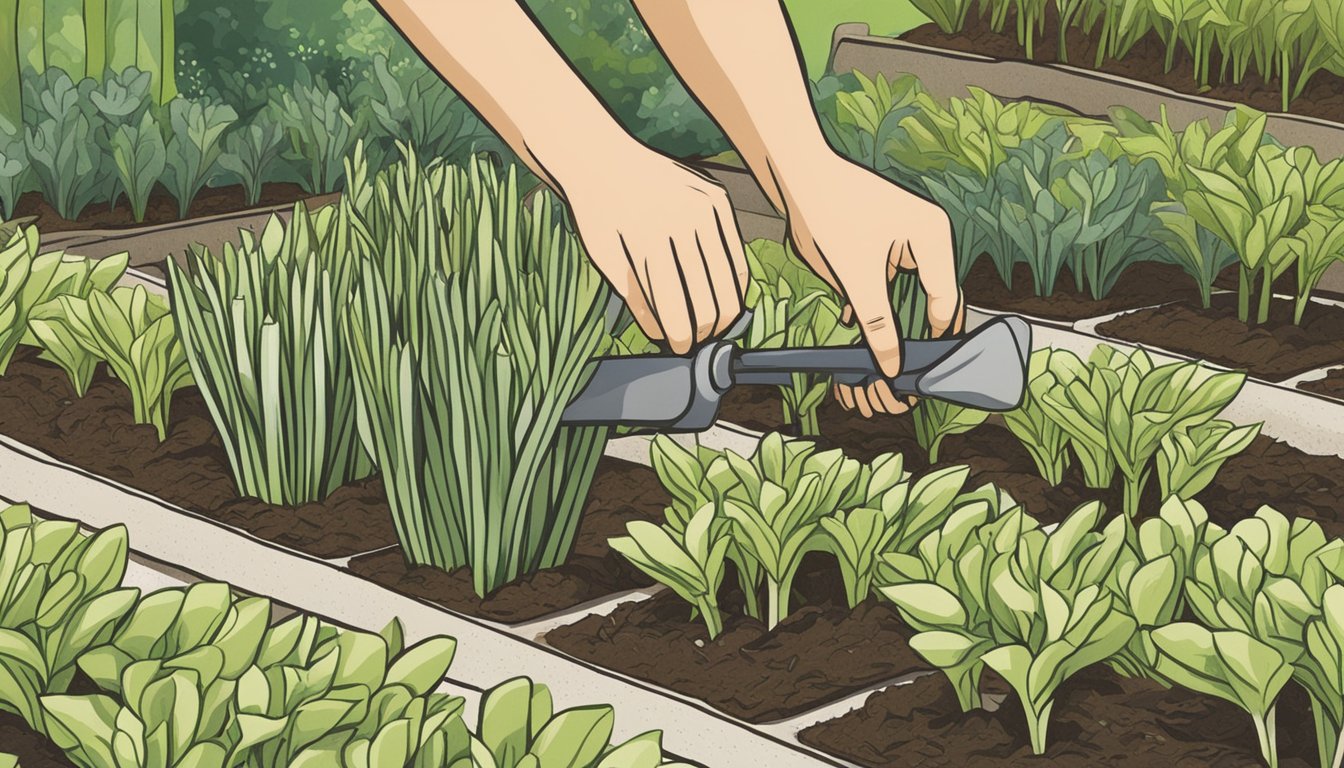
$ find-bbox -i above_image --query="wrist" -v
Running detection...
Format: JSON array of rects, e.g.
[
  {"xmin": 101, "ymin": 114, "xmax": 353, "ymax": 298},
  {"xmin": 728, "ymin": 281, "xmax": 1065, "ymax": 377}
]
[
  {"xmin": 525, "ymin": 114, "xmax": 643, "ymax": 200},
  {"xmin": 736, "ymin": 131, "xmax": 843, "ymax": 216}
]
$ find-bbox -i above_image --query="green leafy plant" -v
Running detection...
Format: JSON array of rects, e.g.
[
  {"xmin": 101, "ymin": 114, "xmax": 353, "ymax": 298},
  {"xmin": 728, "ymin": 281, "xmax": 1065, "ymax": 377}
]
[
  {"xmin": 469, "ymin": 677, "xmax": 692, "ymax": 768},
  {"xmin": 275, "ymin": 70, "xmax": 357, "ymax": 194},
  {"xmin": 1156, "ymin": 419, "xmax": 1262, "ymax": 501},
  {"xmin": 22, "ymin": 70, "xmax": 106, "ymax": 220},
  {"xmin": 742, "ymin": 240, "xmax": 858, "ymax": 436},
  {"xmin": 907, "ymin": 0, "xmax": 977, "ymax": 33},
  {"xmin": 0, "ymin": 128, "xmax": 26, "ymax": 220},
  {"xmin": 1037, "ymin": 347, "xmax": 1120, "ymax": 492},
  {"xmin": 889, "ymin": 502, "xmax": 1136, "ymax": 753},
  {"xmin": 1002, "ymin": 348, "xmax": 1077, "ymax": 486},
  {"xmin": 345, "ymin": 153, "xmax": 610, "ymax": 596},
  {"xmin": 996, "ymin": 141, "xmax": 1084, "ymax": 297},
  {"xmin": 0, "ymin": 504, "xmax": 137, "ymax": 732},
  {"xmin": 829, "ymin": 71, "xmax": 924, "ymax": 172},
  {"xmin": 168, "ymin": 203, "xmax": 372, "ymax": 505},
  {"xmin": 164, "ymin": 96, "xmax": 239, "ymax": 220},
  {"xmin": 110, "ymin": 111, "xmax": 168, "ymax": 223},
  {"xmin": 363, "ymin": 54, "xmax": 503, "ymax": 166},
  {"xmin": 0, "ymin": 226, "xmax": 127, "ymax": 376},
  {"xmin": 1288, "ymin": 205, "xmax": 1344, "ymax": 325},
  {"xmin": 1152, "ymin": 203, "xmax": 1240, "ymax": 309},
  {"xmin": 819, "ymin": 462, "xmax": 971, "ymax": 609},
  {"xmin": 49, "ymin": 285, "xmax": 193, "ymax": 440},
  {"xmin": 218, "ymin": 111, "xmax": 287, "ymax": 208},
  {"xmin": 610, "ymin": 504, "xmax": 732, "ymax": 639},
  {"xmin": 913, "ymin": 398, "xmax": 989, "ymax": 464}
]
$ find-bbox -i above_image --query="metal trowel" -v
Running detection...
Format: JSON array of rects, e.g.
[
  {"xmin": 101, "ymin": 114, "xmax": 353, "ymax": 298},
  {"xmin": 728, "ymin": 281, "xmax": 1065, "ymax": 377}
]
[{"xmin": 560, "ymin": 313, "xmax": 1033, "ymax": 432}]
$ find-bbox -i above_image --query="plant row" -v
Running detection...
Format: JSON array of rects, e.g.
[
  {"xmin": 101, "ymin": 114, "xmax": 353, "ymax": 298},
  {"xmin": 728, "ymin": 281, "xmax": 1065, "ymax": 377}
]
[
  {"xmin": 0, "ymin": 58, "xmax": 503, "ymax": 222},
  {"xmin": 0, "ymin": 502, "xmax": 691, "ymax": 768},
  {"xmin": 907, "ymin": 0, "xmax": 1344, "ymax": 111},
  {"xmin": 1, "ymin": 147, "xmax": 627, "ymax": 598},
  {"xmin": 815, "ymin": 71, "xmax": 1344, "ymax": 324}
]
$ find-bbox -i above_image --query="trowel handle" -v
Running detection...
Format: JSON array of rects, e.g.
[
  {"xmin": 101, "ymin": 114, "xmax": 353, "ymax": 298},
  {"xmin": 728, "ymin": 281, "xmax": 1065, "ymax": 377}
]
[{"xmin": 733, "ymin": 340, "xmax": 960, "ymax": 386}]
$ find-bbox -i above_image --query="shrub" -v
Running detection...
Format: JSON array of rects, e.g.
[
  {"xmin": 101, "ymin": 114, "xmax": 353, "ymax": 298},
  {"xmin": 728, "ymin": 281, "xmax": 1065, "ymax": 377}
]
[
  {"xmin": 345, "ymin": 153, "xmax": 611, "ymax": 596},
  {"xmin": 168, "ymin": 202, "xmax": 372, "ymax": 505}
]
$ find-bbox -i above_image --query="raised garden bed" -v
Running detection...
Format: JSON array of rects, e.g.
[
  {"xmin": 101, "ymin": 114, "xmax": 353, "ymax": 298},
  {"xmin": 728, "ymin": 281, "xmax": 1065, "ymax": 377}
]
[
  {"xmin": 12, "ymin": 182, "xmax": 316, "ymax": 235},
  {"xmin": 1096, "ymin": 294, "xmax": 1344, "ymax": 382},
  {"xmin": 1302, "ymin": 369, "xmax": 1344, "ymax": 402},
  {"xmin": 798, "ymin": 665, "xmax": 1320, "ymax": 767},
  {"xmin": 962, "ymin": 260, "xmax": 1205, "ymax": 323},
  {"xmin": 0, "ymin": 346, "xmax": 665, "ymax": 625},
  {"xmin": 713, "ymin": 385, "xmax": 1344, "ymax": 537}
]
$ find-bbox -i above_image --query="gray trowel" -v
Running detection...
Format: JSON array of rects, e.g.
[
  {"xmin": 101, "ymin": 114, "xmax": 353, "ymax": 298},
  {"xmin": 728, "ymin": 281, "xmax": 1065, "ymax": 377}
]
[{"xmin": 560, "ymin": 313, "xmax": 1033, "ymax": 432}]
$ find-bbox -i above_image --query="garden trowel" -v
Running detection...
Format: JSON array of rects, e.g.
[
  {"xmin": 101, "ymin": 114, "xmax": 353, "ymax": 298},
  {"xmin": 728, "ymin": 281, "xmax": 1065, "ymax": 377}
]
[{"xmin": 561, "ymin": 314, "xmax": 1032, "ymax": 432}]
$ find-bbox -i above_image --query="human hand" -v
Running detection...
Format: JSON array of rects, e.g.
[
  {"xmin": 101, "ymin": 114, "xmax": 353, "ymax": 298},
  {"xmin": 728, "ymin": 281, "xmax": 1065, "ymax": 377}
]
[
  {"xmin": 559, "ymin": 144, "xmax": 750, "ymax": 355},
  {"xmin": 783, "ymin": 154, "xmax": 964, "ymax": 417}
]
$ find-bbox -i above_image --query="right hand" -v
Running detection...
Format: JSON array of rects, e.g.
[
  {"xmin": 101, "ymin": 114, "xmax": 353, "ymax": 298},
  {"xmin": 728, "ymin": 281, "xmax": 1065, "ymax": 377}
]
[{"xmin": 558, "ymin": 145, "xmax": 750, "ymax": 354}]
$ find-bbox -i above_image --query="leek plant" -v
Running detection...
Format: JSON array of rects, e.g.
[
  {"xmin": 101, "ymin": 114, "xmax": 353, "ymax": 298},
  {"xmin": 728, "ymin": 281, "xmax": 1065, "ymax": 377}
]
[
  {"xmin": 168, "ymin": 203, "xmax": 372, "ymax": 505},
  {"xmin": 0, "ymin": 504, "xmax": 136, "ymax": 732},
  {"xmin": 1002, "ymin": 348, "xmax": 1077, "ymax": 486},
  {"xmin": 50, "ymin": 285, "xmax": 193, "ymax": 440},
  {"xmin": 1156, "ymin": 419, "xmax": 1261, "ymax": 501},
  {"xmin": 345, "ymin": 153, "xmax": 610, "ymax": 597}
]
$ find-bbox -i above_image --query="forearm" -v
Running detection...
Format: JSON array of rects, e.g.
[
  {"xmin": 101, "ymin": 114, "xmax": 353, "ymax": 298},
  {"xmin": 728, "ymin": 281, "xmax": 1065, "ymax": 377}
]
[
  {"xmin": 629, "ymin": 0, "xmax": 837, "ymax": 213},
  {"xmin": 368, "ymin": 0, "xmax": 633, "ymax": 194}
]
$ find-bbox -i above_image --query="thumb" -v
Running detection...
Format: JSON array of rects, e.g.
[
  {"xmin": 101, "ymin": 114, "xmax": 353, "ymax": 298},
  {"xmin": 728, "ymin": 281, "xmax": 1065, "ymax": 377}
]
[{"xmin": 848, "ymin": 282, "xmax": 903, "ymax": 378}]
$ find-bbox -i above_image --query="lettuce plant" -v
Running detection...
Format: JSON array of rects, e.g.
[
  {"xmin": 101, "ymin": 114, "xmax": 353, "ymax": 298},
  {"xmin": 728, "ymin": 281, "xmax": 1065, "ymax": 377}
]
[
  {"xmin": 345, "ymin": 155, "xmax": 610, "ymax": 596},
  {"xmin": 470, "ymin": 677, "xmax": 692, "ymax": 768},
  {"xmin": 1156, "ymin": 419, "xmax": 1262, "ymax": 501},
  {"xmin": 275, "ymin": 70, "xmax": 357, "ymax": 194},
  {"xmin": 1304, "ymin": 586, "xmax": 1344, "ymax": 768},
  {"xmin": 0, "ymin": 504, "xmax": 137, "ymax": 732},
  {"xmin": 219, "ymin": 111, "xmax": 286, "ymax": 207},
  {"xmin": 110, "ymin": 111, "xmax": 168, "ymax": 223},
  {"xmin": 889, "ymin": 89, "xmax": 1067, "ymax": 182},
  {"xmin": 1152, "ymin": 203, "xmax": 1239, "ymax": 309},
  {"xmin": 22, "ymin": 71, "xmax": 105, "ymax": 220},
  {"xmin": 0, "ymin": 128, "xmax": 26, "ymax": 220},
  {"xmin": 1002, "ymin": 349, "xmax": 1078, "ymax": 486},
  {"xmin": 996, "ymin": 142, "xmax": 1085, "ymax": 297},
  {"xmin": 1038, "ymin": 347, "xmax": 1119, "ymax": 492},
  {"xmin": 1289, "ymin": 205, "xmax": 1344, "ymax": 325},
  {"xmin": 168, "ymin": 203, "xmax": 372, "ymax": 505},
  {"xmin": 164, "ymin": 96, "xmax": 239, "ymax": 220},
  {"xmin": 610, "ymin": 504, "xmax": 732, "ymax": 639},
  {"xmin": 913, "ymin": 398, "xmax": 988, "ymax": 464},
  {"xmin": 878, "ymin": 501, "xmax": 1029, "ymax": 713},
  {"xmin": 364, "ymin": 54, "xmax": 503, "ymax": 167},
  {"xmin": 819, "ymin": 463, "xmax": 970, "ymax": 609},
  {"xmin": 0, "ymin": 226, "xmax": 127, "ymax": 376},
  {"xmin": 922, "ymin": 166, "xmax": 1014, "ymax": 284},
  {"xmin": 830, "ymin": 71, "xmax": 923, "ymax": 172},
  {"xmin": 52, "ymin": 285, "xmax": 193, "ymax": 440}
]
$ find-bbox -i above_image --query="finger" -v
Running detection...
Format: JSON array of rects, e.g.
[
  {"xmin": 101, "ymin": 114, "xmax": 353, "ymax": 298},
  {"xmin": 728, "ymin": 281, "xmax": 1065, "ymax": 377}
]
[
  {"xmin": 912, "ymin": 208, "xmax": 961, "ymax": 340},
  {"xmin": 846, "ymin": 252, "xmax": 904, "ymax": 378},
  {"xmin": 711, "ymin": 203, "xmax": 751, "ymax": 302},
  {"xmin": 835, "ymin": 383, "xmax": 856, "ymax": 411},
  {"xmin": 868, "ymin": 380, "xmax": 911, "ymax": 415},
  {"xmin": 672, "ymin": 235, "xmax": 720, "ymax": 345},
  {"xmin": 851, "ymin": 384, "xmax": 876, "ymax": 418},
  {"xmin": 841, "ymin": 304, "xmax": 854, "ymax": 327},
  {"xmin": 641, "ymin": 246, "xmax": 696, "ymax": 355},
  {"xmin": 608, "ymin": 237, "xmax": 664, "ymax": 341},
  {"xmin": 697, "ymin": 224, "xmax": 744, "ymax": 337}
]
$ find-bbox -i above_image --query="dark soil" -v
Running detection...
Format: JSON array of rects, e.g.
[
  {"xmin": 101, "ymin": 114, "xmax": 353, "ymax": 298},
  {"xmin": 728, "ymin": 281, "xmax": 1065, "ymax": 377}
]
[
  {"xmin": 901, "ymin": 6, "xmax": 1344, "ymax": 123},
  {"xmin": 545, "ymin": 553, "xmax": 930, "ymax": 723},
  {"xmin": 962, "ymin": 260, "xmax": 1204, "ymax": 323},
  {"xmin": 799, "ymin": 665, "xmax": 1318, "ymax": 767},
  {"xmin": 0, "ymin": 712, "xmax": 76, "ymax": 768},
  {"xmin": 347, "ymin": 457, "xmax": 668, "ymax": 624},
  {"xmin": 716, "ymin": 386, "xmax": 1344, "ymax": 537},
  {"xmin": 11, "ymin": 182, "xmax": 314, "ymax": 234},
  {"xmin": 1096, "ymin": 294, "xmax": 1344, "ymax": 381},
  {"xmin": 1301, "ymin": 369, "xmax": 1344, "ymax": 402},
  {"xmin": 0, "ymin": 346, "xmax": 397, "ymax": 558}
]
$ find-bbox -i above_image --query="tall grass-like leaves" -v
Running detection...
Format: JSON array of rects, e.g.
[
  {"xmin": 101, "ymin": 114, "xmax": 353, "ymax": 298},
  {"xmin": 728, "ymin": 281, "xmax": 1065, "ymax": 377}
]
[
  {"xmin": 346, "ymin": 154, "xmax": 609, "ymax": 596},
  {"xmin": 110, "ymin": 111, "xmax": 167, "ymax": 223},
  {"xmin": 1156, "ymin": 419, "xmax": 1261, "ymax": 501},
  {"xmin": 0, "ymin": 504, "xmax": 137, "ymax": 732},
  {"xmin": 52, "ymin": 286, "xmax": 193, "ymax": 440},
  {"xmin": 1003, "ymin": 349, "xmax": 1077, "ymax": 486},
  {"xmin": 168, "ymin": 203, "xmax": 372, "ymax": 505},
  {"xmin": 164, "ymin": 96, "xmax": 238, "ymax": 220}
]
